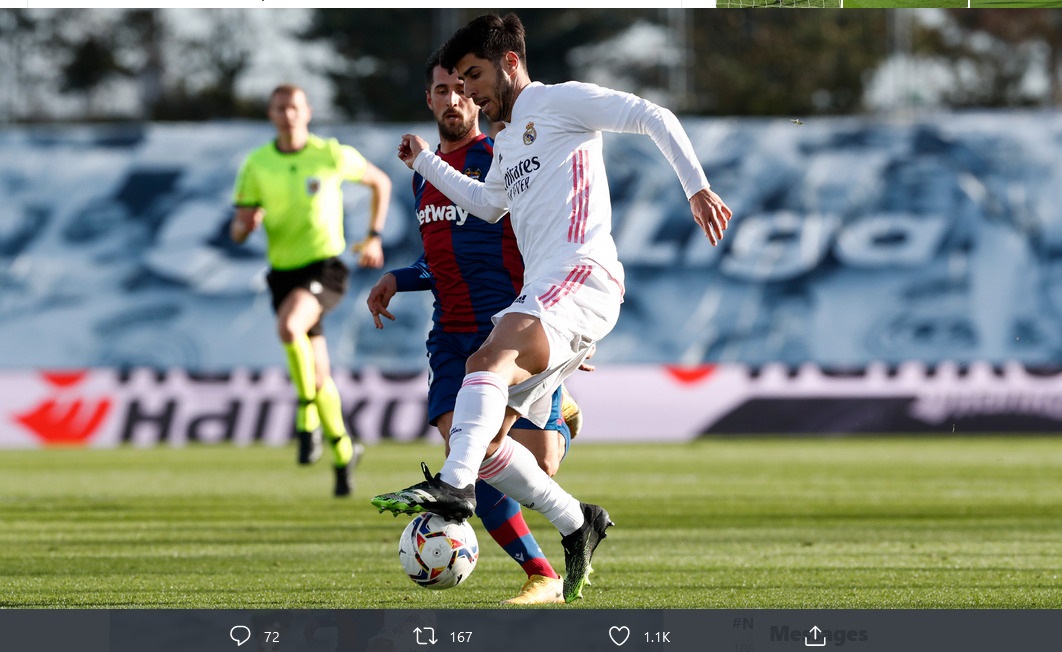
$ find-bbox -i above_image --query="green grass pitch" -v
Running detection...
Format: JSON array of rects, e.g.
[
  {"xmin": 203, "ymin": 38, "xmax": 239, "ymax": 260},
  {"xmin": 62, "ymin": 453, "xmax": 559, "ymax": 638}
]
[
  {"xmin": 718, "ymin": 1, "xmax": 843, "ymax": 6},
  {"xmin": 1, "ymin": 438, "xmax": 1059, "ymax": 609},
  {"xmin": 970, "ymin": 0, "xmax": 1062, "ymax": 6},
  {"xmin": 844, "ymin": 0, "xmax": 968, "ymax": 6}
]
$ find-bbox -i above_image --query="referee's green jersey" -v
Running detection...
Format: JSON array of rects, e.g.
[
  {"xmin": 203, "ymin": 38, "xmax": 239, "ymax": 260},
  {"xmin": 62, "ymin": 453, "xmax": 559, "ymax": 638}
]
[{"xmin": 232, "ymin": 134, "xmax": 368, "ymax": 270}]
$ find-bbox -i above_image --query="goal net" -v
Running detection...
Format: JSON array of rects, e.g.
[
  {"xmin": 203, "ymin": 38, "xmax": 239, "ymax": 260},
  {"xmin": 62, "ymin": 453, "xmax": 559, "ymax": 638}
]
[{"xmin": 719, "ymin": 0, "xmax": 842, "ymax": 6}]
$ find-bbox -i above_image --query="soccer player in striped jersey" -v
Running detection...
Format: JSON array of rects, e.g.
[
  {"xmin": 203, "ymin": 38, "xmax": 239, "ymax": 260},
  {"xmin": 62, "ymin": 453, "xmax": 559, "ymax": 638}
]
[
  {"xmin": 366, "ymin": 52, "xmax": 576, "ymax": 604},
  {"xmin": 374, "ymin": 13, "xmax": 732, "ymax": 602},
  {"xmin": 232, "ymin": 84, "xmax": 392, "ymax": 497}
]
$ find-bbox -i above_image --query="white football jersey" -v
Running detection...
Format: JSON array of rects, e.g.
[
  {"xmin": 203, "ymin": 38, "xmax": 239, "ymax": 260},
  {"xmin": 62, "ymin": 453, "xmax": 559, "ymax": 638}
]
[{"xmin": 412, "ymin": 80, "xmax": 710, "ymax": 293}]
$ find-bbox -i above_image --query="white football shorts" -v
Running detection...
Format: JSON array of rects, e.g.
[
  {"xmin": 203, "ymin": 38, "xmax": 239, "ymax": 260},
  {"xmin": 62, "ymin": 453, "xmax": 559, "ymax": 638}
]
[{"xmin": 491, "ymin": 262, "xmax": 623, "ymax": 428}]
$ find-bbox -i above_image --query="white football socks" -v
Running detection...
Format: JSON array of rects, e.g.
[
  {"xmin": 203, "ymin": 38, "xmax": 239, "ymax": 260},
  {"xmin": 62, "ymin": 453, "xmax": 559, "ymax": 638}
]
[
  {"xmin": 440, "ymin": 371, "xmax": 509, "ymax": 488},
  {"xmin": 479, "ymin": 436, "xmax": 585, "ymax": 536}
]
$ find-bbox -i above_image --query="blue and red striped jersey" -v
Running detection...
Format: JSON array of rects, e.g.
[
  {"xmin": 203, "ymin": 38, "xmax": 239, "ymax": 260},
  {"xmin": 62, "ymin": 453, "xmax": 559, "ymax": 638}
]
[{"xmin": 393, "ymin": 134, "xmax": 523, "ymax": 333}]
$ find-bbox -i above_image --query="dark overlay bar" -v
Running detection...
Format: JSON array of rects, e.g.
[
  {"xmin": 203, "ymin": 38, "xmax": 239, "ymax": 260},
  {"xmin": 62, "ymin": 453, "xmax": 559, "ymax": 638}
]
[{"xmin": 0, "ymin": 609, "xmax": 1055, "ymax": 652}]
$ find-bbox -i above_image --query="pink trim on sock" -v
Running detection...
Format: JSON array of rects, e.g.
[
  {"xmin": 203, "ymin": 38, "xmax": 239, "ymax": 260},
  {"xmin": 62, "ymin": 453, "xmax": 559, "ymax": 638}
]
[
  {"xmin": 461, "ymin": 371, "xmax": 507, "ymax": 393},
  {"xmin": 478, "ymin": 437, "xmax": 514, "ymax": 480}
]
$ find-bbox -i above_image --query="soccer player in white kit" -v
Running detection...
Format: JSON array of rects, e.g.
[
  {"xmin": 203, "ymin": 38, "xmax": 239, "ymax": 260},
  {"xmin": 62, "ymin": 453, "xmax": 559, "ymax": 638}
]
[{"xmin": 372, "ymin": 13, "xmax": 732, "ymax": 603}]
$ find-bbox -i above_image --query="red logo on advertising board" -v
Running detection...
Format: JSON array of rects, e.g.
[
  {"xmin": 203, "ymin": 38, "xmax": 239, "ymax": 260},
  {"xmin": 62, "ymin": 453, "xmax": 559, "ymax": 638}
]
[
  {"xmin": 14, "ymin": 371, "xmax": 112, "ymax": 446},
  {"xmin": 663, "ymin": 365, "xmax": 716, "ymax": 385}
]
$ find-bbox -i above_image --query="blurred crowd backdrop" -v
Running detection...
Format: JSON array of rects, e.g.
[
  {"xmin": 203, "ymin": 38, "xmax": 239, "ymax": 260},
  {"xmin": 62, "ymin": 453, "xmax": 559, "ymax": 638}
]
[{"xmin": 4, "ymin": 8, "xmax": 1062, "ymax": 370}]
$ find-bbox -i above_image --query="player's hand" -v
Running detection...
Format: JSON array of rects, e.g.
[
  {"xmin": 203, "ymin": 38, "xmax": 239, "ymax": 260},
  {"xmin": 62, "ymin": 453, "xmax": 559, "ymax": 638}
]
[
  {"xmin": 578, "ymin": 342, "xmax": 597, "ymax": 372},
  {"xmin": 366, "ymin": 273, "xmax": 398, "ymax": 329},
  {"xmin": 353, "ymin": 235, "xmax": 384, "ymax": 268},
  {"xmin": 398, "ymin": 134, "xmax": 429, "ymax": 169},
  {"xmin": 690, "ymin": 188, "xmax": 732, "ymax": 246}
]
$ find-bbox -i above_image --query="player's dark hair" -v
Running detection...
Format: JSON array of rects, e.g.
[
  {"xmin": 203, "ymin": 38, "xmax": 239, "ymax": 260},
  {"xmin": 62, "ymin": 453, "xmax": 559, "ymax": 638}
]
[
  {"xmin": 424, "ymin": 48, "xmax": 443, "ymax": 91},
  {"xmin": 440, "ymin": 13, "xmax": 528, "ymax": 76}
]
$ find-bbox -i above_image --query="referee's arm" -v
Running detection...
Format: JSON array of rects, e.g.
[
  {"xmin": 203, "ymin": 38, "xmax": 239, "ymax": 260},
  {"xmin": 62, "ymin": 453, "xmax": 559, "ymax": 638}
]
[
  {"xmin": 352, "ymin": 161, "xmax": 392, "ymax": 268},
  {"xmin": 231, "ymin": 206, "xmax": 263, "ymax": 244},
  {"xmin": 359, "ymin": 161, "xmax": 391, "ymax": 237}
]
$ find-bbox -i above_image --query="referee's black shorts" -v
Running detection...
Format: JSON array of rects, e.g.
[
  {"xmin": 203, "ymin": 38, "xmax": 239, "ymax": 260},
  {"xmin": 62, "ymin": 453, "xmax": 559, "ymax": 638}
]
[{"xmin": 266, "ymin": 257, "xmax": 349, "ymax": 337}]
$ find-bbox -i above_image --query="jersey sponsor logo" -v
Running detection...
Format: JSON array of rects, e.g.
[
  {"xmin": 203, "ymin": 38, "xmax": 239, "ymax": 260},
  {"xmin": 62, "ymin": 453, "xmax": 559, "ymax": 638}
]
[
  {"xmin": 463, "ymin": 167, "xmax": 483, "ymax": 181},
  {"xmin": 417, "ymin": 203, "xmax": 470, "ymax": 226},
  {"xmin": 305, "ymin": 177, "xmax": 321, "ymax": 195},
  {"xmin": 522, "ymin": 121, "xmax": 537, "ymax": 145},
  {"xmin": 503, "ymin": 156, "xmax": 540, "ymax": 201}
]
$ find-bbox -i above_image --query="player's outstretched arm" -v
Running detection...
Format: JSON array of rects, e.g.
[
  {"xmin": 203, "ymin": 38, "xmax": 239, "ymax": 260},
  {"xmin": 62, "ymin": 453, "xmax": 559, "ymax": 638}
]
[
  {"xmin": 366, "ymin": 273, "xmax": 398, "ymax": 329},
  {"xmin": 398, "ymin": 134, "xmax": 507, "ymax": 224},
  {"xmin": 690, "ymin": 188, "xmax": 732, "ymax": 246}
]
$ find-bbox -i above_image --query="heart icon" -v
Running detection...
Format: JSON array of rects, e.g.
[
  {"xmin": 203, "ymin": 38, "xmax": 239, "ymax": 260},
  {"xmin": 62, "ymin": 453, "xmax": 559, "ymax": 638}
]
[{"xmin": 609, "ymin": 625, "xmax": 631, "ymax": 646}]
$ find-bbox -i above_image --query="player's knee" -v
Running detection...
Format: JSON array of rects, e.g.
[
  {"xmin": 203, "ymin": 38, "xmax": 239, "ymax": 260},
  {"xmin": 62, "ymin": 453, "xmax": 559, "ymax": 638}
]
[{"xmin": 539, "ymin": 452, "xmax": 561, "ymax": 477}]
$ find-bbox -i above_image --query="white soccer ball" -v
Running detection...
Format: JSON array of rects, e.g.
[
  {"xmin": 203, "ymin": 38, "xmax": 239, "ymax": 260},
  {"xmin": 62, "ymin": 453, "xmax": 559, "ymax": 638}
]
[{"xmin": 398, "ymin": 512, "xmax": 479, "ymax": 590}]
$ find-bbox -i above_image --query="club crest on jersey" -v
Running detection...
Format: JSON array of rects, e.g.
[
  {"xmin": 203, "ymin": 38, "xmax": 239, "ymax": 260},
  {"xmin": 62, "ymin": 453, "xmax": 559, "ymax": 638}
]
[
  {"xmin": 522, "ymin": 122, "xmax": 537, "ymax": 146},
  {"xmin": 463, "ymin": 167, "xmax": 483, "ymax": 181},
  {"xmin": 305, "ymin": 177, "xmax": 321, "ymax": 195}
]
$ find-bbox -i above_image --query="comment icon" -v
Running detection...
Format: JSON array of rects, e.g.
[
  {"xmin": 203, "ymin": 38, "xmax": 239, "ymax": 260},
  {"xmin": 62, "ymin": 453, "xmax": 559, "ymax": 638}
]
[{"xmin": 230, "ymin": 625, "xmax": 251, "ymax": 647}]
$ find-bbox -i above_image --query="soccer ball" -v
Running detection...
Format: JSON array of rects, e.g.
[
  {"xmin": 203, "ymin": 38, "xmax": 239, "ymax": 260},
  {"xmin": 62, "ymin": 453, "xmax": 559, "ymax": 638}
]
[{"xmin": 398, "ymin": 512, "xmax": 479, "ymax": 590}]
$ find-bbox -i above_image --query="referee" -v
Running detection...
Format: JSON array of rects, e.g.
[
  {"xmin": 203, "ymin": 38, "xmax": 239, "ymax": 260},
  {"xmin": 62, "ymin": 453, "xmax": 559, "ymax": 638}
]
[{"xmin": 231, "ymin": 84, "xmax": 392, "ymax": 497}]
